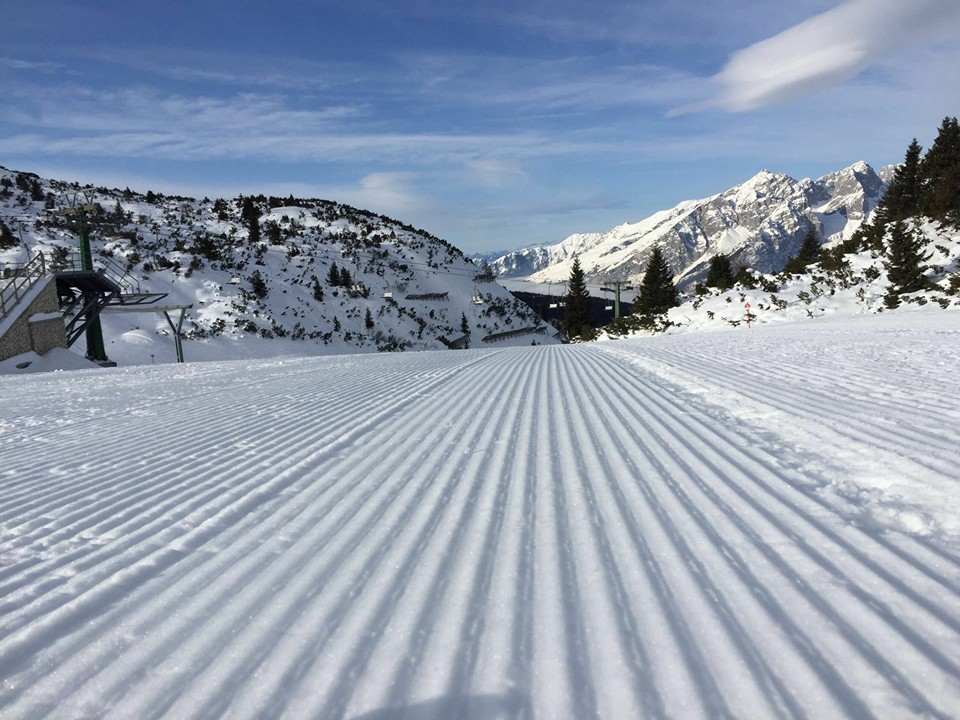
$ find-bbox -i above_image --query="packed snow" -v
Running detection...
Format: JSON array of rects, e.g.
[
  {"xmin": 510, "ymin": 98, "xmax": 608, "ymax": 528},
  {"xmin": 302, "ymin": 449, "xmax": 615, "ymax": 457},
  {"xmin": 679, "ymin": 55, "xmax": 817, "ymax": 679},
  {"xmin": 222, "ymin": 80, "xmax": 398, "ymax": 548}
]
[{"xmin": 2, "ymin": 310, "xmax": 959, "ymax": 719}]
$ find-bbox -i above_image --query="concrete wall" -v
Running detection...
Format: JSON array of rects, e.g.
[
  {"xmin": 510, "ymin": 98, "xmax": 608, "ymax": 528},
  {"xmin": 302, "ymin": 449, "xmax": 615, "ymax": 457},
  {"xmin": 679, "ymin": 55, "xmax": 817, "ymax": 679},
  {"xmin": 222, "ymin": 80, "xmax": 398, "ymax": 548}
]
[{"xmin": 0, "ymin": 277, "xmax": 68, "ymax": 361}]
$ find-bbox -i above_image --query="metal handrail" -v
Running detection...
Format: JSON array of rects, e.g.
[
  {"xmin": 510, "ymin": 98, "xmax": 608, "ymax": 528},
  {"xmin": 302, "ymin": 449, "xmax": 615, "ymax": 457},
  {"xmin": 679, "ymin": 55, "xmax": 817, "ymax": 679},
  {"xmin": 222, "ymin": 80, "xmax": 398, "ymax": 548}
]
[
  {"xmin": 56, "ymin": 250, "xmax": 139, "ymax": 295},
  {"xmin": 0, "ymin": 252, "xmax": 47, "ymax": 324}
]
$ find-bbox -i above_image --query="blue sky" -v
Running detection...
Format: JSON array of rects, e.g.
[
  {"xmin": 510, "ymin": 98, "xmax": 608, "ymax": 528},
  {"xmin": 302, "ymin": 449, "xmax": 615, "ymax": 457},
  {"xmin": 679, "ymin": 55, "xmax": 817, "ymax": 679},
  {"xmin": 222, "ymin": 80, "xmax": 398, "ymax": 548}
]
[{"xmin": 2, "ymin": 0, "xmax": 959, "ymax": 253}]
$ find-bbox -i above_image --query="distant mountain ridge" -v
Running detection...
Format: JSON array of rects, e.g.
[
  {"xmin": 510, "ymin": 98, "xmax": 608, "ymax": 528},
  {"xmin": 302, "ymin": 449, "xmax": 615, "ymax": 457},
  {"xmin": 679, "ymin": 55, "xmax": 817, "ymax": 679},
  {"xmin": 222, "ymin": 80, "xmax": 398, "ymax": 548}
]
[{"xmin": 490, "ymin": 162, "xmax": 893, "ymax": 288}]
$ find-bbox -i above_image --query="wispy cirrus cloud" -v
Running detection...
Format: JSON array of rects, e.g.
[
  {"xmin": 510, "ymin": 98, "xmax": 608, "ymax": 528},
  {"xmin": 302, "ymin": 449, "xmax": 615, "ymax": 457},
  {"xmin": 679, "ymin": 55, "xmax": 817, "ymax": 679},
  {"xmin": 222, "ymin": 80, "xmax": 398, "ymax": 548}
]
[
  {"xmin": 704, "ymin": 0, "xmax": 960, "ymax": 112},
  {"xmin": 0, "ymin": 84, "xmax": 607, "ymax": 167},
  {"xmin": 0, "ymin": 57, "xmax": 68, "ymax": 73}
]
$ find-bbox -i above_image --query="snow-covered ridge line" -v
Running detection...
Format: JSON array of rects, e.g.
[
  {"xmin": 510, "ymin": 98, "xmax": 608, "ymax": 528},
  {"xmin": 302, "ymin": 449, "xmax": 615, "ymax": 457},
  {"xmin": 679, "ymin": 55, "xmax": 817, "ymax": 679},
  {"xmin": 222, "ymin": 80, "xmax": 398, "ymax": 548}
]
[
  {"xmin": 0, "ymin": 165, "xmax": 557, "ymax": 368},
  {"xmin": 1, "ymin": 312, "xmax": 958, "ymax": 718},
  {"xmin": 491, "ymin": 161, "xmax": 891, "ymax": 288}
]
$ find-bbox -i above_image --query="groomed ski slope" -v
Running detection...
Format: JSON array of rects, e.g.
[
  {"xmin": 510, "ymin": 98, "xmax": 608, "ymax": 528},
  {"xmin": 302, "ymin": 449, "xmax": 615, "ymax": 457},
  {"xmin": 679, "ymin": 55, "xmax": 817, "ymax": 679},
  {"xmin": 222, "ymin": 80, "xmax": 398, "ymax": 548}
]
[{"xmin": 2, "ymin": 312, "xmax": 960, "ymax": 719}]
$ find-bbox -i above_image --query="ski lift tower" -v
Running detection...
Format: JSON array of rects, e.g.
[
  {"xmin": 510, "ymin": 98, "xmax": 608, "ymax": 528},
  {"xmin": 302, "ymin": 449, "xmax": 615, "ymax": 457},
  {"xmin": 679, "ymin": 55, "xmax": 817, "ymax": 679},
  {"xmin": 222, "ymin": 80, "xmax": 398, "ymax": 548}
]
[
  {"xmin": 62, "ymin": 193, "xmax": 110, "ymax": 363},
  {"xmin": 600, "ymin": 280, "xmax": 632, "ymax": 319}
]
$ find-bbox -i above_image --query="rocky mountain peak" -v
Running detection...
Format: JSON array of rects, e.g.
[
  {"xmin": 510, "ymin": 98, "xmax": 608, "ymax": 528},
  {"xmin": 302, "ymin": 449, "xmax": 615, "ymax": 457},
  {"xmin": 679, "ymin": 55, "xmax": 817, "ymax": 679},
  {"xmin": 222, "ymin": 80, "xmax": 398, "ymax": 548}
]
[{"xmin": 491, "ymin": 162, "xmax": 887, "ymax": 288}]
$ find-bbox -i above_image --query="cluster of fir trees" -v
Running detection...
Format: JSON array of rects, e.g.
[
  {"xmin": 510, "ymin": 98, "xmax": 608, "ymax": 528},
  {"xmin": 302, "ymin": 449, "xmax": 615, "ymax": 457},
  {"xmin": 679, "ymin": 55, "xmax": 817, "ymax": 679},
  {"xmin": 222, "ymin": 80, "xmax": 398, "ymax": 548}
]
[
  {"xmin": 326, "ymin": 262, "xmax": 355, "ymax": 289},
  {"xmin": 879, "ymin": 117, "xmax": 960, "ymax": 227},
  {"xmin": 855, "ymin": 117, "xmax": 960, "ymax": 305},
  {"xmin": 564, "ymin": 247, "xmax": 678, "ymax": 341}
]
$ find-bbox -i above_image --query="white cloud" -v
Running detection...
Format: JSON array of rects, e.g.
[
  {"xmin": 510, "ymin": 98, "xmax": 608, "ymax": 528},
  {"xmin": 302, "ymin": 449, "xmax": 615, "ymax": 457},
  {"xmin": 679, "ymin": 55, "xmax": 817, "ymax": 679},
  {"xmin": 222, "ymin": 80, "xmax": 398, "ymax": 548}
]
[
  {"xmin": 0, "ymin": 83, "xmax": 608, "ymax": 167},
  {"xmin": 345, "ymin": 172, "xmax": 425, "ymax": 216},
  {"xmin": 0, "ymin": 57, "xmax": 67, "ymax": 73},
  {"xmin": 711, "ymin": 0, "xmax": 960, "ymax": 111},
  {"xmin": 466, "ymin": 158, "xmax": 529, "ymax": 188}
]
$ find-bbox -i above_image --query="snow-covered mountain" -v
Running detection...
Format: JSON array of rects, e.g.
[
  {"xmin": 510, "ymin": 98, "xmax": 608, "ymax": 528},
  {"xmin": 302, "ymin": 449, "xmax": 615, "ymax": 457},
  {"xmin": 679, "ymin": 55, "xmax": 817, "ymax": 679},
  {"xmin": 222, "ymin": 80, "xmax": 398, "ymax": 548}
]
[
  {"xmin": 0, "ymin": 167, "xmax": 556, "ymax": 366},
  {"xmin": 491, "ymin": 162, "xmax": 893, "ymax": 288}
]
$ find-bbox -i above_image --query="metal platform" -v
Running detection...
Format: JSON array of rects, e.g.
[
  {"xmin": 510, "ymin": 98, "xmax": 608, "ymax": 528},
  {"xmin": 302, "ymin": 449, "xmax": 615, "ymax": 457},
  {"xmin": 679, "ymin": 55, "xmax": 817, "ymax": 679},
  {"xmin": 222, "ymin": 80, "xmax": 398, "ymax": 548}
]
[
  {"xmin": 55, "ymin": 271, "xmax": 122, "ymax": 348},
  {"xmin": 108, "ymin": 292, "xmax": 170, "ymax": 306}
]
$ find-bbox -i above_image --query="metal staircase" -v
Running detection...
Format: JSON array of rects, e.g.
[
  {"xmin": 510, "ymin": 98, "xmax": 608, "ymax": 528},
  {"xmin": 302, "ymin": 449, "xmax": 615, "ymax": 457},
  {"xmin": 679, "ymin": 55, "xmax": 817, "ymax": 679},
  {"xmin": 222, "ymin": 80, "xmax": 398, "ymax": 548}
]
[{"xmin": 54, "ymin": 252, "xmax": 167, "ymax": 348}]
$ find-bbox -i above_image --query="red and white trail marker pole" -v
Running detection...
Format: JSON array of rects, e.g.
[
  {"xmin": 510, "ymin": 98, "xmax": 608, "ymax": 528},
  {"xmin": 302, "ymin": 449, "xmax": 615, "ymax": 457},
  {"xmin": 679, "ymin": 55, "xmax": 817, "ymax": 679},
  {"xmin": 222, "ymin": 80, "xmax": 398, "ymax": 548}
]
[{"xmin": 744, "ymin": 302, "xmax": 754, "ymax": 328}]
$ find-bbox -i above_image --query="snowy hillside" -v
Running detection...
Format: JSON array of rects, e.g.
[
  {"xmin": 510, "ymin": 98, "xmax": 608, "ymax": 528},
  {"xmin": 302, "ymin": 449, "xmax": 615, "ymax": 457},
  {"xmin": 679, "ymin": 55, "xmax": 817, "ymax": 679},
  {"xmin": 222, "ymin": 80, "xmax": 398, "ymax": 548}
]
[
  {"xmin": 585, "ymin": 219, "xmax": 955, "ymax": 340},
  {"xmin": 1, "ymin": 312, "xmax": 958, "ymax": 719},
  {"xmin": 0, "ymin": 167, "xmax": 555, "ymax": 367},
  {"xmin": 491, "ymin": 162, "xmax": 891, "ymax": 288}
]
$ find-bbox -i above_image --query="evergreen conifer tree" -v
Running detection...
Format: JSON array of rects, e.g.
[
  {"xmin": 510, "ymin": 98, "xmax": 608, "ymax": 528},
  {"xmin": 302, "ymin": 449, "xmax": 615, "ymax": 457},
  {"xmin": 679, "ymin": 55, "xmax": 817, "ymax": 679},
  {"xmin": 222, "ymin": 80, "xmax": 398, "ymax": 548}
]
[
  {"xmin": 884, "ymin": 220, "xmax": 930, "ymax": 306},
  {"xmin": 365, "ymin": 308, "xmax": 374, "ymax": 330},
  {"xmin": 0, "ymin": 220, "xmax": 17, "ymax": 250},
  {"xmin": 249, "ymin": 270, "xmax": 268, "ymax": 299},
  {"xmin": 636, "ymin": 246, "xmax": 678, "ymax": 318},
  {"xmin": 919, "ymin": 116, "xmax": 960, "ymax": 222},
  {"xmin": 460, "ymin": 312, "xmax": 470, "ymax": 336},
  {"xmin": 881, "ymin": 139, "xmax": 923, "ymax": 222},
  {"xmin": 327, "ymin": 262, "xmax": 341, "ymax": 287},
  {"xmin": 783, "ymin": 230, "xmax": 822, "ymax": 275},
  {"xmin": 705, "ymin": 253, "xmax": 735, "ymax": 289},
  {"xmin": 312, "ymin": 276, "xmax": 324, "ymax": 302},
  {"xmin": 241, "ymin": 197, "xmax": 262, "ymax": 245},
  {"xmin": 563, "ymin": 256, "xmax": 593, "ymax": 340}
]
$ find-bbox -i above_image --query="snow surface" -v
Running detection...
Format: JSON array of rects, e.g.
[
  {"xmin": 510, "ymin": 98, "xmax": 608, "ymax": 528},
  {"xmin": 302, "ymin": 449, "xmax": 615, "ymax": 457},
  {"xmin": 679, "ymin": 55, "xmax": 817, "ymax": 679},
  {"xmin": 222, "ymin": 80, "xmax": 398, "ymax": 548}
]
[{"xmin": 1, "ymin": 313, "xmax": 959, "ymax": 719}]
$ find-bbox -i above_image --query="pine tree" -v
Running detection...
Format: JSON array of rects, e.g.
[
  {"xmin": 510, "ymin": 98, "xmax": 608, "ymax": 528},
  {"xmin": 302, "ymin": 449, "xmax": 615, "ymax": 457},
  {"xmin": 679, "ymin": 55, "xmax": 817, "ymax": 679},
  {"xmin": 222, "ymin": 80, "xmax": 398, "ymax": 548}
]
[
  {"xmin": 312, "ymin": 276, "xmax": 324, "ymax": 302},
  {"xmin": 783, "ymin": 229, "xmax": 821, "ymax": 275},
  {"xmin": 0, "ymin": 220, "xmax": 17, "ymax": 250},
  {"xmin": 705, "ymin": 253, "xmax": 734, "ymax": 289},
  {"xmin": 636, "ymin": 246, "xmax": 678, "ymax": 318},
  {"xmin": 241, "ymin": 196, "xmax": 262, "ymax": 245},
  {"xmin": 333, "ymin": 317, "xmax": 341, "ymax": 332},
  {"xmin": 365, "ymin": 308, "xmax": 374, "ymax": 330},
  {"xmin": 460, "ymin": 312, "xmax": 470, "ymax": 336},
  {"xmin": 884, "ymin": 220, "xmax": 930, "ymax": 306},
  {"xmin": 339, "ymin": 267, "xmax": 353, "ymax": 288},
  {"xmin": 563, "ymin": 256, "xmax": 592, "ymax": 340},
  {"xmin": 327, "ymin": 262, "xmax": 341, "ymax": 287},
  {"xmin": 249, "ymin": 270, "xmax": 268, "ymax": 299},
  {"xmin": 881, "ymin": 138, "xmax": 923, "ymax": 222},
  {"xmin": 919, "ymin": 116, "xmax": 960, "ymax": 222}
]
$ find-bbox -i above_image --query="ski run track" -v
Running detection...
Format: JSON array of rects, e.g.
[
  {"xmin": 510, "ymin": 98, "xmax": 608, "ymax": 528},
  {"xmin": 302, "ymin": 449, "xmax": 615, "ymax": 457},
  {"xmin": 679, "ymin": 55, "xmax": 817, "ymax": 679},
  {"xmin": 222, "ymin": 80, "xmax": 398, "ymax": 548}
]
[{"xmin": 1, "ymin": 312, "xmax": 959, "ymax": 720}]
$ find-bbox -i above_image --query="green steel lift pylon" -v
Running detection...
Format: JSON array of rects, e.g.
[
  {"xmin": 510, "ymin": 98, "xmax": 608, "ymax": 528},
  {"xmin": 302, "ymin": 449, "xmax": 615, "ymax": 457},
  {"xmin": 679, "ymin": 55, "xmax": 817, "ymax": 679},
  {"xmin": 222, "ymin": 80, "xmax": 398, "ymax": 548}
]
[
  {"xmin": 601, "ymin": 280, "xmax": 632, "ymax": 319},
  {"xmin": 67, "ymin": 202, "xmax": 110, "ymax": 363}
]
